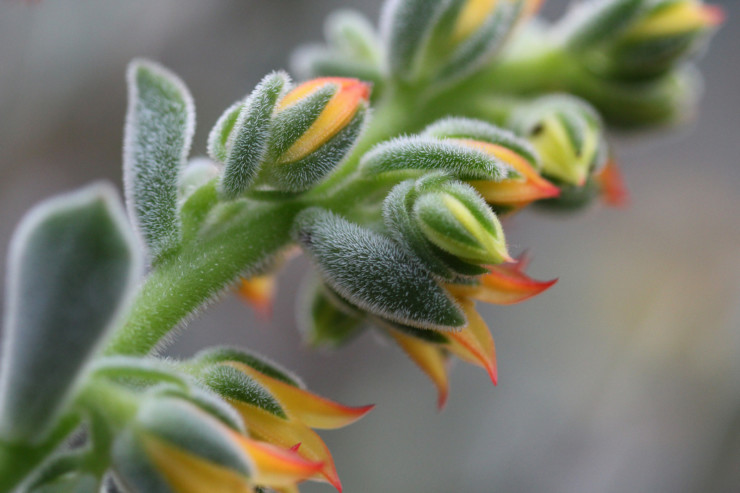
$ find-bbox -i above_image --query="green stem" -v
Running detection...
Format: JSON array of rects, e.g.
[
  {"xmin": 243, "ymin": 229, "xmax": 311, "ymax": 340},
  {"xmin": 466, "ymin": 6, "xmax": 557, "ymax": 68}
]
[
  {"xmin": 0, "ymin": 414, "xmax": 80, "ymax": 493},
  {"xmin": 105, "ymin": 200, "xmax": 301, "ymax": 356}
]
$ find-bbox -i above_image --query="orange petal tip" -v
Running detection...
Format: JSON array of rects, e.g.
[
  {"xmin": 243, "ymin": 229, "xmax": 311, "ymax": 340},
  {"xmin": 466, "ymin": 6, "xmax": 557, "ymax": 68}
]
[{"xmin": 595, "ymin": 158, "xmax": 629, "ymax": 208}]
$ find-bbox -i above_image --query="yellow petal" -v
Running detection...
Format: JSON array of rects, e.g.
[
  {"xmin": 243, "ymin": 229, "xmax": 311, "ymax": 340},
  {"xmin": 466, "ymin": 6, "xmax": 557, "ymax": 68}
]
[
  {"xmin": 446, "ymin": 298, "xmax": 498, "ymax": 385},
  {"xmin": 387, "ymin": 328, "xmax": 450, "ymax": 409},
  {"xmin": 230, "ymin": 402, "xmax": 342, "ymax": 491},
  {"xmin": 142, "ymin": 435, "xmax": 250, "ymax": 493},
  {"xmin": 227, "ymin": 362, "xmax": 374, "ymax": 430},
  {"xmin": 453, "ymin": 0, "xmax": 501, "ymax": 42},
  {"xmin": 628, "ymin": 1, "xmax": 723, "ymax": 38}
]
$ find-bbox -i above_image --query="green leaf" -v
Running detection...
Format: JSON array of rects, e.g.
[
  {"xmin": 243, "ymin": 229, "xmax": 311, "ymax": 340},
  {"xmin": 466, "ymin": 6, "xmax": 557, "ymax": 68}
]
[
  {"xmin": 361, "ymin": 135, "xmax": 514, "ymax": 181},
  {"xmin": 220, "ymin": 72, "xmax": 288, "ymax": 199},
  {"xmin": 0, "ymin": 183, "xmax": 141, "ymax": 444},
  {"xmin": 294, "ymin": 208, "xmax": 465, "ymax": 331},
  {"xmin": 146, "ymin": 383, "xmax": 245, "ymax": 433},
  {"xmin": 198, "ymin": 365, "xmax": 286, "ymax": 418},
  {"xmin": 124, "ymin": 59, "xmax": 194, "ymax": 261},
  {"xmin": 28, "ymin": 473, "xmax": 97, "ymax": 493}
]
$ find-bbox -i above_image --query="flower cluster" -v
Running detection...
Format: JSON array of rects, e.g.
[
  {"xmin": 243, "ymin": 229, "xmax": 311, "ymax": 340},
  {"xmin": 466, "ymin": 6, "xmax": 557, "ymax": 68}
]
[{"xmin": 0, "ymin": 0, "xmax": 721, "ymax": 491}]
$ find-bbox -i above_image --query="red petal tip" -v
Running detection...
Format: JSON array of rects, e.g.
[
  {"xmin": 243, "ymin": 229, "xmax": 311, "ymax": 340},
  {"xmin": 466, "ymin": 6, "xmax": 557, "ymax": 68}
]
[
  {"xmin": 703, "ymin": 5, "xmax": 725, "ymax": 26},
  {"xmin": 437, "ymin": 389, "xmax": 449, "ymax": 411},
  {"xmin": 289, "ymin": 442, "xmax": 302, "ymax": 452}
]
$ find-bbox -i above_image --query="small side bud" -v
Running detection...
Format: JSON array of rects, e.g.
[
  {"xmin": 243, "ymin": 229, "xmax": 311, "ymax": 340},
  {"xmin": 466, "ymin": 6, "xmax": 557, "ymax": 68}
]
[{"xmin": 414, "ymin": 183, "xmax": 511, "ymax": 265}]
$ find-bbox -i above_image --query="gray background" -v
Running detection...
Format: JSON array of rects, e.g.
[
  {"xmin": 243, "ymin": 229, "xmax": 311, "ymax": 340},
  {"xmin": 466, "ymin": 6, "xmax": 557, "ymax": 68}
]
[{"xmin": 1, "ymin": 1, "xmax": 739, "ymax": 492}]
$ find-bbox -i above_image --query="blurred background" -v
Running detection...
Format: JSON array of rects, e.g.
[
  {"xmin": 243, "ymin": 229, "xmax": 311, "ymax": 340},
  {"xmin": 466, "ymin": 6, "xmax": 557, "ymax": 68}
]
[{"xmin": 1, "ymin": 1, "xmax": 739, "ymax": 492}]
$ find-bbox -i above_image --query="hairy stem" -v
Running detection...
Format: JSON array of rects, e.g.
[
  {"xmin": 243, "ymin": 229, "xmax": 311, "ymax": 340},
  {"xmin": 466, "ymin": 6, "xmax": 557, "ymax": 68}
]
[{"xmin": 105, "ymin": 200, "xmax": 301, "ymax": 356}]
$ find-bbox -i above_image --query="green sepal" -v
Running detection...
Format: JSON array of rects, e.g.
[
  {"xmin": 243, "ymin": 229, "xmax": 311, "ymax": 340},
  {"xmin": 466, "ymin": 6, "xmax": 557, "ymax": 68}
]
[
  {"xmin": 123, "ymin": 59, "xmax": 195, "ymax": 261},
  {"xmin": 111, "ymin": 429, "xmax": 172, "ymax": 493},
  {"xmin": 294, "ymin": 207, "xmax": 465, "ymax": 331},
  {"xmin": 433, "ymin": 2, "xmax": 519, "ymax": 86},
  {"xmin": 133, "ymin": 397, "xmax": 251, "ymax": 475},
  {"xmin": 297, "ymin": 273, "xmax": 366, "ymax": 349},
  {"xmin": 147, "ymin": 383, "xmax": 245, "ymax": 433},
  {"xmin": 361, "ymin": 135, "xmax": 516, "ymax": 181},
  {"xmin": 198, "ymin": 365, "xmax": 286, "ymax": 419},
  {"xmin": 207, "ymin": 100, "xmax": 243, "ymax": 164},
  {"xmin": 0, "ymin": 183, "xmax": 141, "ymax": 444},
  {"xmin": 178, "ymin": 158, "xmax": 220, "ymax": 201},
  {"xmin": 262, "ymin": 105, "xmax": 368, "ymax": 192},
  {"xmin": 380, "ymin": 0, "xmax": 451, "ymax": 82},
  {"xmin": 374, "ymin": 316, "xmax": 451, "ymax": 344},
  {"xmin": 422, "ymin": 117, "xmax": 539, "ymax": 168},
  {"xmin": 27, "ymin": 473, "xmax": 97, "ymax": 493},
  {"xmin": 558, "ymin": 0, "xmax": 645, "ymax": 51},
  {"xmin": 192, "ymin": 347, "xmax": 304, "ymax": 389},
  {"xmin": 220, "ymin": 72, "xmax": 288, "ymax": 199}
]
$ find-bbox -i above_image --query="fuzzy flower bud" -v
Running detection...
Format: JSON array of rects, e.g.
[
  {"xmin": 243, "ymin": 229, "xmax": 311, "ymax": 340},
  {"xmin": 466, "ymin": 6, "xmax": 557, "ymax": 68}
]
[
  {"xmin": 111, "ymin": 396, "xmax": 323, "ymax": 492},
  {"xmin": 561, "ymin": 0, "xmax": 723, "ymax": 78},
  {"xmin": 381, "ymin": 0, "xmax": 540, "ymax": 85},
  {"xmin": 261, "ymin": 77, "xmax": 371, "ymax": 192}
]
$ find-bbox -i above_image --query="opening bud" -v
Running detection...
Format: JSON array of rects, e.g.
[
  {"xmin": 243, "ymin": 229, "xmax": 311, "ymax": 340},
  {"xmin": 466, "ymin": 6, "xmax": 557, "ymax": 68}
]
[
  {"xmin": 509, "ymin": 96, "xmax": 605, "ymax": 187},
  {"xmin": 414, "ymin": 183, "xmax": 511, "ymax": 265},
  {"xmin": 261, "ymin": 77, "xmax": 370, "ymax": 192}
]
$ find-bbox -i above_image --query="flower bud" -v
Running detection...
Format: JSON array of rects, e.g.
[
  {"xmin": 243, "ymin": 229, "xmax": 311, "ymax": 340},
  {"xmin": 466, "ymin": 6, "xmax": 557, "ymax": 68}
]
[
  {"xmin": 562, "ymin": 0, "xmax": 723, "ymax": 78},
  {"xmin": 111, "ymin": 396, "xmax": 323, "ymax": 492},
  {"xmin": 381, "ymin": 0, "xmax": 537, "ymax": 85},
  {"xmin": 509, "ymin": 95, "xmax": 606, "ymax": 186},
  {"xmin": 261, "ymin": 77, "xmax": 370, "ymax": 192},
  {"xmin": 414, "ymin": 182, "xmax": 511, "ymax": 265}
]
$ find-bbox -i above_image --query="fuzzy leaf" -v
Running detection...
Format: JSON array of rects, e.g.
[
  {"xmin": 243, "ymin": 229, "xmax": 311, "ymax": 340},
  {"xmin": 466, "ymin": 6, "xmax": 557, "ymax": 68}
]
[
  {"xmin": 199, "ymin": 365, "xmax": 286, "ymax": 419},
  {"xmin": 91, "ymin": 356, "xmax": 188, "ymax": 389},
  {"xmin": 361, "ymin": 135, "xmax": 515, "ymax": 181},
  {"xmin": 220, "ymin": 72, "xmax": 288, "ymax": 199},
  {"xmin": 0, "ymin": 184, "xmax": 140, "ymax": 444},
  {"xmin": 193, "ymin": 347, "xmax": 304, "ymax": 389},
  {"xmin": 294, "ymin": 208, "xmax": 465, "ymax": 330},
  {"xmin": 124, "ymin": 59, "xmax": 195, "ymax": 260},
  {"xmin": 423, "ymin": 117, "xmax": 539, "ymax": 167},
  {"xmin": 148, "ymin": 383, "xmax": 245, "ymax": 433}
]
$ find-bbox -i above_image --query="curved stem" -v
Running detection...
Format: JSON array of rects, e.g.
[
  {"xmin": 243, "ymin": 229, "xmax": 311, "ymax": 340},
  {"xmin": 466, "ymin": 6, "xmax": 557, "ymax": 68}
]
[{"xmin": 105, "ymin": 200, "xmax": 302, "ymax": 356}]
